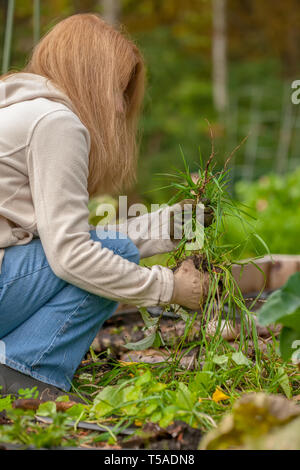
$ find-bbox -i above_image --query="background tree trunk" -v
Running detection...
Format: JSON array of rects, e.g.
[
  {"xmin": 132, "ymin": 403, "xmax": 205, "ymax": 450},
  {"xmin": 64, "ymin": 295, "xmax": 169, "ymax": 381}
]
[
  {"xmin": 101, "ymin": 0, "xmax": 121, "ymax": 26},
  {"xmin": 212, "ymin": 0, "xmax": 228, "ymax": 113}
]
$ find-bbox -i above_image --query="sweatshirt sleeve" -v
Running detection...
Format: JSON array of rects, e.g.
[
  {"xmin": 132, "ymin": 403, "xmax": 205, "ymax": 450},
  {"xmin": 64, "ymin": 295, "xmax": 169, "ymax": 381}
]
[
  {"xmin": 26, "ymin": 109, "xmax": 174, "ymax": 307},
  {"xmin": 106, "ymin": 206, "xmax": 180, "ymax": 259}
]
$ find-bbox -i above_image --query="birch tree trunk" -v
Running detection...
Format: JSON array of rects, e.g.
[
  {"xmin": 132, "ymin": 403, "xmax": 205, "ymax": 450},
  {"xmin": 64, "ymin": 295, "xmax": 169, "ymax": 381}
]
[
  {"xmin": 212, "ymin": 0, "xmax": 228, "ymax": 113},
  {"xmin": 101, "ymin": 0, "xmax": 121, "ymax": 26}
]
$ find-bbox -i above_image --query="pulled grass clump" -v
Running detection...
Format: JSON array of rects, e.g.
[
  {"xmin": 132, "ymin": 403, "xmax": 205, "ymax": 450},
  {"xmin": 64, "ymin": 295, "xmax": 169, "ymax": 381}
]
[{"xmin": 129, "ymin": 130, "xmax": 269, "ymax": 356}]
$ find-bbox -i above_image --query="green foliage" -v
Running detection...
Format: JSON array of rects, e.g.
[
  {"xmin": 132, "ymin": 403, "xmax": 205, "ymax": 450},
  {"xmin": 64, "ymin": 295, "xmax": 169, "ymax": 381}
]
[
  {"xmin": 280, "ymin": 328, "xmax": 300, "ymax": 364},
  {"xmin": 0, "ymin": 403, "xmax": 76, "ymax": 448},
  {"xmin": 258, "ymin": 272, "xmax": 300, "ymax": 363},
  {"xmin": 17, "ymin": 386, "xmax": 39, "ymax": 399},
  {"xmin": 124, "ymin": 331, "xmax": 157, "ymax": 351},
  {"xmin": 89, "ymin": 368, "xmax": 215, "ymax": 430},
  {"xmin": 223, "ymin": 170, "xmax": 300, "ymax": 257},
  {"xmin": 0, "ymin": 395, "xmax": 12, "ymax": 413},
  {"xmin": 0, "ymin": 339, "xmax": 298, "ymax": 449},
  {"xmin": 124, "ymin": 307, "xmax": 162, "ymax": 350},
  {"xmin": 88, "ymin": 195, "xmax": 118, "ymax": 227},
  {"xmin": 258, "ymin": 273, "xmax": 300, "ymax": 330}
]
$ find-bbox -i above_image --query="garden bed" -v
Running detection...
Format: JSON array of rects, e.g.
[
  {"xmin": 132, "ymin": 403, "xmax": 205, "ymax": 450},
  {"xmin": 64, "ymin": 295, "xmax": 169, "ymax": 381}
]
[{"xmin": 1, "ymin": 255, "xmax": 299, "ymax": 450}]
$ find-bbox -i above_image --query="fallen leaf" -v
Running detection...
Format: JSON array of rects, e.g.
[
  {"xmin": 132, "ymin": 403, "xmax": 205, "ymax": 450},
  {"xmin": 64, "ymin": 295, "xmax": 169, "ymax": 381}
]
[{"xmin": 200, "ymin": 393, "xmax": 300, "ymax": 450}]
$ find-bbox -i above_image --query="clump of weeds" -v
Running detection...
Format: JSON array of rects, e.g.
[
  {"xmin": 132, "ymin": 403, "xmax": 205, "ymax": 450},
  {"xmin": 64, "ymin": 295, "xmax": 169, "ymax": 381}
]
[{"xmin": 127, "ymin": 126, "xmax": 268, "ymax": 359}]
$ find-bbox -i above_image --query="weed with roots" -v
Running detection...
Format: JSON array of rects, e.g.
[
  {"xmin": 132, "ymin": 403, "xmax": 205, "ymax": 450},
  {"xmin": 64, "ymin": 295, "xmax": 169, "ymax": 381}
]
[{"xmin": 126, "ymin": 129, "xmax": 270, "ymax": 361}]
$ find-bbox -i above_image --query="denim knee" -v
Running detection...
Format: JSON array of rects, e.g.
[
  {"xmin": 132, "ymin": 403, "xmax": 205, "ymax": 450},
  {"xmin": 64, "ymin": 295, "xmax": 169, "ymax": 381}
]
[
  {"xmin": 89, "ymin": 229, "xmax": 140, "ymax": 265},
  {"xmin": 117, "ymin": 237, "xmax": 140, "ymax": 265}
]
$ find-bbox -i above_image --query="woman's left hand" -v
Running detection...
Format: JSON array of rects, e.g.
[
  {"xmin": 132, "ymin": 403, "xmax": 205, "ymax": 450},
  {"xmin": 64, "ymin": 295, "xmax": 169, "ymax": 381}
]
[{"xmin": 169, "ymin": 198, "xmax": 214, "ymax": 241}]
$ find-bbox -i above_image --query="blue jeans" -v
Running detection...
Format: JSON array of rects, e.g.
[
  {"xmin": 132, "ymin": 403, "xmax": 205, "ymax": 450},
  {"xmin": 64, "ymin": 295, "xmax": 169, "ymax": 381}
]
[{"xmin": 0, "ymin": 230, "xmax": 140, "ymax": 391}]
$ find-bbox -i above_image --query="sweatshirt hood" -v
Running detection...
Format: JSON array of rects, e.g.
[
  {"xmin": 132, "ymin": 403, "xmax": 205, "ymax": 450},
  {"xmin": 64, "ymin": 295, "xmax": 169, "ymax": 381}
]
[{"xmin": 0, "ymin": 72, "xmax": 75, "ymax": 111}]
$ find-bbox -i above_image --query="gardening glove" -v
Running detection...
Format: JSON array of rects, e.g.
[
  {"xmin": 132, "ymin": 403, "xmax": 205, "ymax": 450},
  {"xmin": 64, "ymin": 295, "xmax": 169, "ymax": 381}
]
[
  {"xmin": 169, "ymin": 199, "xmax": 214, "ymax": 241},
  {"xmin": 170, "ymin": 258, "xmax": 210, "ymax": 310}
]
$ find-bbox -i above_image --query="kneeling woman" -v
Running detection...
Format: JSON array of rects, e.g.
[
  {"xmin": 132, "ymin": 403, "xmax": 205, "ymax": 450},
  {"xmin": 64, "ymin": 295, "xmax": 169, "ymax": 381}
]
[{"xmin": 0, "ymin": 14, "xmax": 203, "ymax": 399}]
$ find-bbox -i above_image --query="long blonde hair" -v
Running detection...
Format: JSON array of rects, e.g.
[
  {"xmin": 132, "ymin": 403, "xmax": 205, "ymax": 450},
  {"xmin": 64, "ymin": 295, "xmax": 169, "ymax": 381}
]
[{"xmin": 23, "ymin": 13, "xmax": 145, "ymax": 196}]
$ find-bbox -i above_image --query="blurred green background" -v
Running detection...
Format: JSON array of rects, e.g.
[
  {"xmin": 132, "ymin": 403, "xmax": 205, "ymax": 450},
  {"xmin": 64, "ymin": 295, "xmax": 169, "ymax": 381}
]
[{"xmin": 1, "ymin": 0, "xmax": 300, "ymax": 256}]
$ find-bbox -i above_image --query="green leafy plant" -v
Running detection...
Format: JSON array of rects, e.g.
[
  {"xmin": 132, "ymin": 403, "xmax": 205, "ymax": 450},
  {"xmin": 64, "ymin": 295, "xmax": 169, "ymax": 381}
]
[
  {"xmin": 89, "ymin": 368, "xmax": 216, "ymax": 431},
  {"xmin": 223, "ymin": 169, "xmax": 300, "ymax": 257},
  {"xmin": 0, "ymin": 343, "xmax": 298, "ymax": 449},
  {"xmin": 258, "ymin": 272, "xmax": 300, "ymax": 364},
  {"xmin": 0, "ymin": 406, "xmax": 76, "ymax": 449}
]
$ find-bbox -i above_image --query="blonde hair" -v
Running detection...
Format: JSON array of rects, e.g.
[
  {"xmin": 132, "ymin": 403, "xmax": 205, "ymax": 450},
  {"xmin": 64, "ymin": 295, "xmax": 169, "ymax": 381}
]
[{"xmin": 22, "ymin": 13, "xmax": 145, "ymax": 196}]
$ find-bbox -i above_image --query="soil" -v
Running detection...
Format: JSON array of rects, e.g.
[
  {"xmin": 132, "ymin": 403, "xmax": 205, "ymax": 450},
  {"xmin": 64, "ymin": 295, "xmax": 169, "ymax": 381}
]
[
  {"xmin": 90, "ymin": 302, "xmax": 278, "ymax": 365},
  {"xmin": 175, "ymin": 253, "xmax": 211, "ymax": 272},
  {"xmin": 121, "ymin": 421, "xmax": 202, "ymax": 450},
  {"xmin": 0, "ymin": 412, "xmax": 9, "ymax": 426}
]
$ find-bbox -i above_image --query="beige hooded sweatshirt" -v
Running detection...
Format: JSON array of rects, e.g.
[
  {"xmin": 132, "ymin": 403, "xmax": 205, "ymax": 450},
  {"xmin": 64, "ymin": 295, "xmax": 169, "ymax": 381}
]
[{"xmin": 0, "ymin": 73, "xmax": 176, "ymax": 307}]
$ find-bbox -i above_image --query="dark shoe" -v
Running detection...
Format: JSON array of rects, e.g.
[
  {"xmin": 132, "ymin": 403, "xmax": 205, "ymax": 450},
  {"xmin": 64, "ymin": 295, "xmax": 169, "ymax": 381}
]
[{"xmin": 0, "ymin": 364, "xmax": 85, "ymax": 403}]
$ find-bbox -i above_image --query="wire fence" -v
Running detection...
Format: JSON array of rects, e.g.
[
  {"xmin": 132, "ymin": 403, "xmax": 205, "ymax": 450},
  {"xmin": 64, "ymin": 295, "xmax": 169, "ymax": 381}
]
[{"xmin": 226, "ymin": 81, "xmax": 300, "ymax": 184}]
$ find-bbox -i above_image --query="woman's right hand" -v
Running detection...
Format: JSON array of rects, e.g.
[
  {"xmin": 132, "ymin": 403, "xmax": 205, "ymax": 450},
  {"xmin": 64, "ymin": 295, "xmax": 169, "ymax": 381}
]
[{"xmin": 170, "ymin": 258, "xmax": 209, "ymax": 310}]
